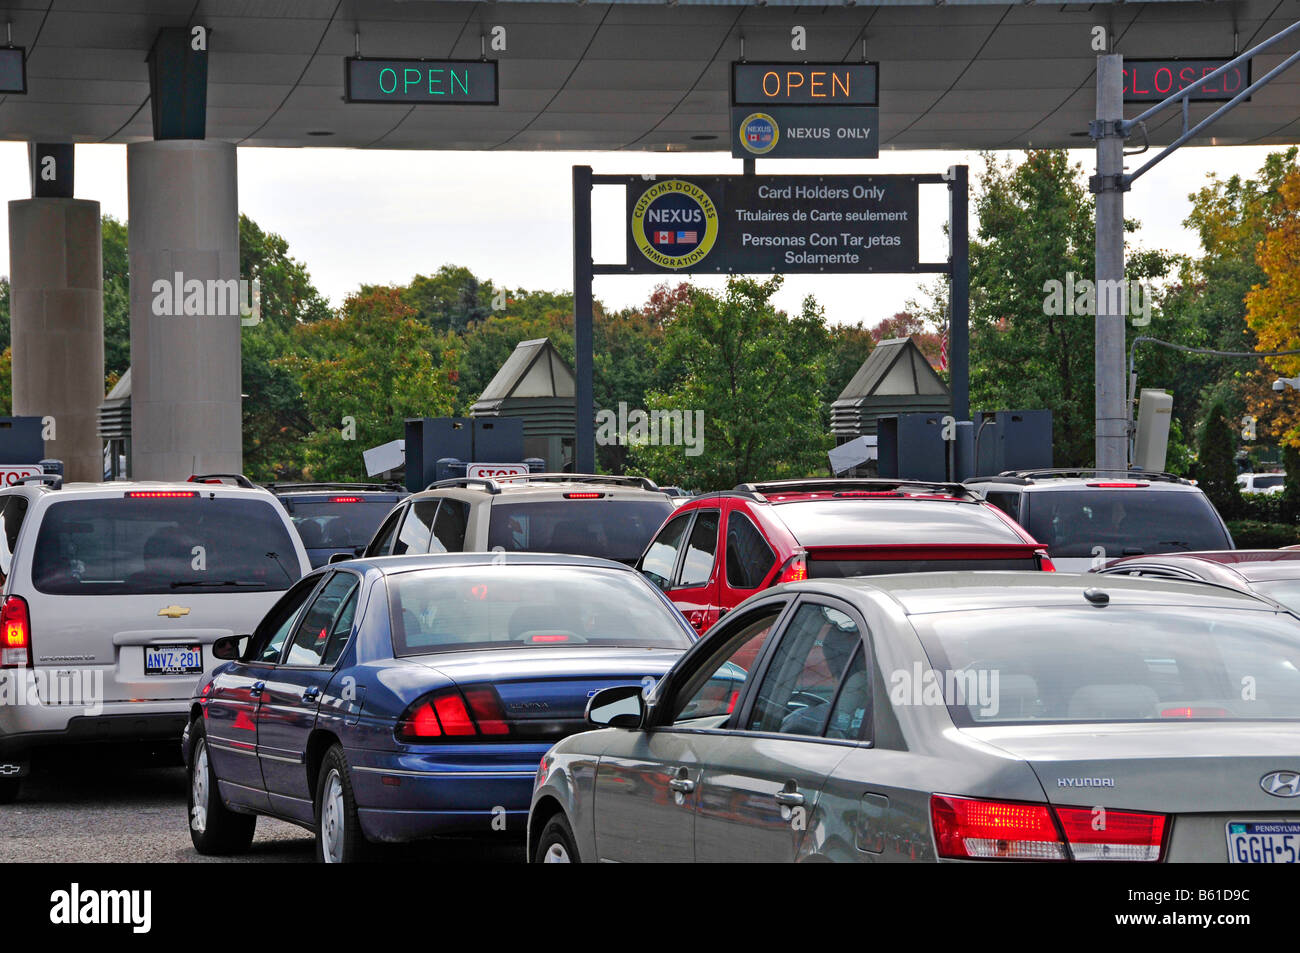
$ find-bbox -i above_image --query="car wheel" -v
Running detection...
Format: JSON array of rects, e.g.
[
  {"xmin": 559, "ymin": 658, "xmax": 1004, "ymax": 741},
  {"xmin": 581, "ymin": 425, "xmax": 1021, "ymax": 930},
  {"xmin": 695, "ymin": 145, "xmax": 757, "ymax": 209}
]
[
  {"xmin": 187, "ymin": 720, "xmax": 256, "ymax": 855},
  {"xmin": 0, "ymin": 778, "xmax": 19, "ymax": 804},
  {"xmin": 534, "ymin": 813, "xmax": 580, "ymax": 863},
  {"xmin": 315, "ymin": 745, "xmax": 370, "ymax": 863}
]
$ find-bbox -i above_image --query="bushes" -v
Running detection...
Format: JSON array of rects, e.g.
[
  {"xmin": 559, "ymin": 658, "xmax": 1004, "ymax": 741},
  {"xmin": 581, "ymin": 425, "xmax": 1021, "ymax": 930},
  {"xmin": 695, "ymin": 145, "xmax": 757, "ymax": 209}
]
[{"xmin": 1224, "ymin": 519, "xmax": 1300, "ymax": 549}]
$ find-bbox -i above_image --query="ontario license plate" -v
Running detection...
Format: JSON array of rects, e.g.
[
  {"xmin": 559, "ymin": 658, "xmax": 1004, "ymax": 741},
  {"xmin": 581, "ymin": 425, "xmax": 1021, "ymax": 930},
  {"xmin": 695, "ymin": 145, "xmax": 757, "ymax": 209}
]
[
  {"xmin": 145, "ymin": 644, "xmax": 202, "ymax": 676},
  {"xmin": 1227, "ymin": 821, "xmax": 1300, "ymax": 863}
]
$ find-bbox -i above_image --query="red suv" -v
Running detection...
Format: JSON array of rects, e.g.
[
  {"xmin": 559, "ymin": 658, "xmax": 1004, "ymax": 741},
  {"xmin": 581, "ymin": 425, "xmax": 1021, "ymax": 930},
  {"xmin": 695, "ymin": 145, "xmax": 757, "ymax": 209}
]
[{"xmin": 635, "ymin": 478, "xmax": 1053, "ymax": 634}]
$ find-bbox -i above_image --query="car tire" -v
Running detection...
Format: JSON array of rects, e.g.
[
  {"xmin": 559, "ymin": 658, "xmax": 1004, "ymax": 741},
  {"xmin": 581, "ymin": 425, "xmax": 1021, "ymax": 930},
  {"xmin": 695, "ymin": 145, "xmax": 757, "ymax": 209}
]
[
  {"xmin": 534, "ymin": 813, "xmax": 580, "ymax": 863},
  {"xmin": 0, "ymin": 778, "xmax": 19, "ymax": 804},
  {"xmin": 187, "ymin": 720, "xmax": 257, "ymax": 855},
  {"xmin": 315, "ymin": 745, "xmax": 370, "ymax": 863}
]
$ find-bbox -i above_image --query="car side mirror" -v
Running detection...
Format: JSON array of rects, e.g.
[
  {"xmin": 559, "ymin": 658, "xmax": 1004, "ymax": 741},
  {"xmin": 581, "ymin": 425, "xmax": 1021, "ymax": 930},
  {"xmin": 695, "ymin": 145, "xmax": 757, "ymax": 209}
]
[
  {"xmin": 327, "ymin": 552, "xmax": 352, "ymax": 565},
  {"xmin": 586, "ymin": 684, "xmax": 646, "ymax": 729},
  {"xmin": 213, "ymin": 635, "xmax": 248, "ymax": 661}
]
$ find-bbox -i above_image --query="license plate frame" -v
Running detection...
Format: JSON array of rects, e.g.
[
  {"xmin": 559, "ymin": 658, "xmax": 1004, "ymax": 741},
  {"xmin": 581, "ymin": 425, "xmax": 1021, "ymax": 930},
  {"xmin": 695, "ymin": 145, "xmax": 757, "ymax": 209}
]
[
  {"xmin": 1226, "ymin": 820, "xmax": 1300, "ymax": 863},
  {"xmin": 144, "ymin": 644, "xmax": 203, "ymax": 676}
]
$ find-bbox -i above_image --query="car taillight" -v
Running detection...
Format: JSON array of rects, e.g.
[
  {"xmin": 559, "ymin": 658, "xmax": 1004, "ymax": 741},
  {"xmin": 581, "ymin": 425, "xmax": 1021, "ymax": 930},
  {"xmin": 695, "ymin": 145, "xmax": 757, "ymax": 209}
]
[
  {"xmin": 931, "ymin": 795, "xmax": 1067, "ymax": 860},
  {"xmin": 125, "ymin": 490, "xmax": 199, "ymax": 498},
  {"xmin": 396, "ymin": 685, "xmax": 512, "ymax": 741},
  {"xmin": 773, "ymin": 554, "xmax": 808, "ymax": 584},
  {"xmin": 1038, "ymin": 551, "xmax": 1056, "ymax": 572},
  {"xmin": 1086, "ymin": 482, "xmax": 1148, "ymax": 488},
  {"xmin": 563, "ymin": 492, "xmax": 604, "ymax": 499},
  {"xmin": 1053, "ymin": 806, "xmax": 1166, "ymax": 861},
  {"xmin": 329, "ymin": 496, "xmax": 363, "ymax": 503},
  {"xmin": 0, "ymin": 595, "xmax": 30, "ymax": 668},
  {"xmin": 931, "ymin": 795, "xmax": 1166, "ymax": 862}
]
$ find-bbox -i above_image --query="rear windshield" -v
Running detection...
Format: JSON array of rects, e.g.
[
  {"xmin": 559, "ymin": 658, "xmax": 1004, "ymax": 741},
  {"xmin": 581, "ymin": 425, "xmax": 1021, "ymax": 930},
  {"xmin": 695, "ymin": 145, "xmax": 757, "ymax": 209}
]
[
  {"xmin": 288, "ymin": 499, "xmax": 395, "ymax": 549},
  {"xmin": 32, "ymin": 497, "xmax": 301, "ymax": 595},
  {"xmin": 1025, "ymin": 488, "xmax": 1230, "ymax": 558},
  {"xmin": 810, "ymin": 556, "xmax": 1039, "ymax": 577},
  {"xmin": 487, "ymin": 498, "xmax": 673, "ymax": 564},
  {"xmin": 776, "ymin": 499, "xmax": 1025, "ymax": 546},
  {"xmin": 388, "ymin": 565, "xmax": 692, "ymax": 655},
  {"xmin": 913, "ymin": 605, "xmax": 1300, "ymax": 725},
  {"xmin": 1252, "ymin": 475, "xmax": 1285, "ymax": 489}
]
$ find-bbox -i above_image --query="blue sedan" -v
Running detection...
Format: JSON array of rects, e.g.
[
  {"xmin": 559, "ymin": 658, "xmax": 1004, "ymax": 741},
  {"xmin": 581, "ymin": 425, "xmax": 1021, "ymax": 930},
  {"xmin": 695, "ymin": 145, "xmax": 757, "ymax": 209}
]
[{"xmin": 181, "ymin": 553, "xmax": 695, "ymax": 862}]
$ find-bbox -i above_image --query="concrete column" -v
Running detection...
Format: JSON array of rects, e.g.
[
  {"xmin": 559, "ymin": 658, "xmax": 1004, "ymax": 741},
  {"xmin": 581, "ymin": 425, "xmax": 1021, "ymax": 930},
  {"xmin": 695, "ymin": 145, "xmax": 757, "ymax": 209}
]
[
  {"xmin": 127, "ymin": 139, "xmax": 241, "ymax": 480},
  {"xmin": 8, "ymin": 198, "xmax": 105, "ymax": 482}
]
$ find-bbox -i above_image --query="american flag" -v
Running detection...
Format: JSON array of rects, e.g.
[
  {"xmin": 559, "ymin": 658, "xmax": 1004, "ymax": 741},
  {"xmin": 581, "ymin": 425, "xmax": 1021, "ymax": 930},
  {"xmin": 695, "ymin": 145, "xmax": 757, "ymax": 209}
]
[{"xmin": 939, "ymin": 322, "xmax": 949, "ymax": 371}]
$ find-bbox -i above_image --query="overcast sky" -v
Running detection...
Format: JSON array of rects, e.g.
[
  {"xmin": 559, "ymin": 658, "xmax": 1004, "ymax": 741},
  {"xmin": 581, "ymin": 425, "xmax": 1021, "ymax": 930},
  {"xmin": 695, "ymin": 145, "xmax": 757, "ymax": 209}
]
[{"xmin": 0, "ymin": 141, "xmax": 1283, "ymax": 327}]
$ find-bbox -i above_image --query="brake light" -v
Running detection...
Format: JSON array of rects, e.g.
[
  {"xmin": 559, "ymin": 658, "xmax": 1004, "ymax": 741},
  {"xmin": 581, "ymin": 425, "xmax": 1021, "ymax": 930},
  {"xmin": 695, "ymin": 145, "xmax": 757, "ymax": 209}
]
[
  {"xmin": 1161, "ymin": 706, "xmax": 1229, "ymax": 718},
  {"xmin": 1086, "ymin": 482, "xmax": 1148, "ymax": 488},
  {"xmin": 434, "ymin": 693, "xmax": 476, "ymax": 736},
  {"xmin": 396, "ymin": 686, "xmax": 512, "ymax": 741},
  {"xmin": 529, "ymin": 634, "xmax": 570, "ymax": 643},
  {"xmin": 931, "ymin": 795, "xmax": 1067, "ymax": 860},
  {"xmin": 931, "ymin": 795, "xmax": 1166, "ymax": 861},
  {"xmin": 0, "ymin": 595, "xmax": 31, "ymax": 668},
  {"xmin": 775, "ymin": 554, "xmax": 808, "ymax": 584},
  {"xmin": 125, "ymin": 490, "xmax": 199, "ymax": 498},
  {"xmin": 834, "ymin": 491, "xmax": 903, "ymax": 497},
  {"xmin": 464, "ymin": 686, "xmax": 510, "ymax": 735},
  {"xmin": 1038, "ymin": 552, "xmax": 1056, "ymax": 572},
  {"xmin": 563, "ymin": 492, "xmax": 604, "ymax": 499},
  {"xmin": 1053, "ymin": 806, "xmax": 1166, "ymax": 861},
  {"xmin": 329, "ymin": 496, "xmax": 363, "ymax": 503}
]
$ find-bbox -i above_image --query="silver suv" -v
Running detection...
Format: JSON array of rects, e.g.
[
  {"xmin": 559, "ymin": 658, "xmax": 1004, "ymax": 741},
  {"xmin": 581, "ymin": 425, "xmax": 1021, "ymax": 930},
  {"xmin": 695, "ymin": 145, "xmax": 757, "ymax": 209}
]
[
  {"xmin": 0, "ymin": 477, "xmax": 310, "ymax": 802},
  {"xmin": 964, "ymin": 469, "xmax": 1234, "ymax": 573},
  {"xmin": 361, "ymin": 473, "xmax": 675, "ymax": 566}
]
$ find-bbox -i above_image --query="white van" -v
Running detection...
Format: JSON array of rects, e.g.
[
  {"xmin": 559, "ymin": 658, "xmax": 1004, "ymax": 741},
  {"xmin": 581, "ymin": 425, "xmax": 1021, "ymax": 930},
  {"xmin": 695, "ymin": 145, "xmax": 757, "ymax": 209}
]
[{"xmin": 0, "ymin": 478, "xmax": 310, "ymax": 802}]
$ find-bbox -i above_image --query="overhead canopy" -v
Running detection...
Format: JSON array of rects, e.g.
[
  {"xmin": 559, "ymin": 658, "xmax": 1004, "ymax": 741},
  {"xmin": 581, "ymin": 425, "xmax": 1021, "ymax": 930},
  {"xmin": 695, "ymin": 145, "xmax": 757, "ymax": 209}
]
[{"xmin": 3, "ymin": 0, "xmax": 1298, "ymax": 151}]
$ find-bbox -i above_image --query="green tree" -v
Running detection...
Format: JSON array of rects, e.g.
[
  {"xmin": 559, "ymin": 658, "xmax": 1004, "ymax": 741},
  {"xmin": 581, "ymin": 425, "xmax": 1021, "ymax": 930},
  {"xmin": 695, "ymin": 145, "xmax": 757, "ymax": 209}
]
[
  {"xmin": 1196, "ymin": 398, "xmax": 1242, "ymax": 519},
  {"xmin": 959, "ymin": 151, "xmax": 1171, "ymax": 466},
  {"xmin": 404, "ymin": 265, "xmax": 498, "ymax": 333},
  {"xmin": 102, "ymin": 215, "xmax": 130, "ymax": 382},
  {"xmin": 276, "ymin": 286, "xmax": 458, "ymax": 481},
  {"xmin": 627, "ymin": 276, "xmax": 832, "ymax": 489}
]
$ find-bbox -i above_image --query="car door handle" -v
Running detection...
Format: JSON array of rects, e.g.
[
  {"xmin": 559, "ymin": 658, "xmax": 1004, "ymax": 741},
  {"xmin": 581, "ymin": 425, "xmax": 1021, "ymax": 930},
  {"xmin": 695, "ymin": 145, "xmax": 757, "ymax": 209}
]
[
  {"xmin": 249, "ymin": 681, "xmax": 265, "ymax": 698},
  {"xmin": 302, "ymin": 686, "xmax": 321, "ymax": 702},
  {"xmin": 668, "ymin": 778, "xmax": 696, "ymax": 794},
  {"xmin": 773, "ymin": 790, "xmax": 805, "ymax": 807}
]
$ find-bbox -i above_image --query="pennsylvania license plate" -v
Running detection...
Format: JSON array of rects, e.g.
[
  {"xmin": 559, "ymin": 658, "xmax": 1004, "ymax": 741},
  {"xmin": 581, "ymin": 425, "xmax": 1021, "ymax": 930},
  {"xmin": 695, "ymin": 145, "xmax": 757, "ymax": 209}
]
[
  {"xmin": 145, "ymin": 644, "xmax": 202, "ymax": 676},
  {"xmin": 1227, "ymin": 821, "xmax": 1300, "ymax": 863}
]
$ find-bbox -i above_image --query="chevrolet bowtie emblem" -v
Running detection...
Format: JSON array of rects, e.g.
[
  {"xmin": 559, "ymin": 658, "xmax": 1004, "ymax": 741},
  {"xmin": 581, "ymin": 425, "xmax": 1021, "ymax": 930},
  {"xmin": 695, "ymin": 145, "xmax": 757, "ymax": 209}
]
[{"xmin": 158, "ymin": 605, "xmax": 191, "ymax": 619}]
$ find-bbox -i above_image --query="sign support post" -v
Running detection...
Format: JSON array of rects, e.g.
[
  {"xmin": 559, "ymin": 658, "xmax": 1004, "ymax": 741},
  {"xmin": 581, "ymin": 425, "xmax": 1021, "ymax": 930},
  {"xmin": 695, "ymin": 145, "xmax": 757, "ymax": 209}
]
[
  {"xmin": 1092, "ymin": 53, "xmax": 1128, "ymax": 475},
  {"xmin": 947, "ymin": 164, "xmax": 969, "ymax": 423},
  {"xmin": 572, "ymin": 165, "xmax": 596, "ymax": 474}
]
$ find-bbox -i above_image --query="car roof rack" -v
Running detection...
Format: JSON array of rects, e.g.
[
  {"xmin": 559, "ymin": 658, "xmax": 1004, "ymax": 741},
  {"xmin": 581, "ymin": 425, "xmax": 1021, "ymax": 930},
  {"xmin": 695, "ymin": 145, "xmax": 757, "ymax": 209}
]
[
  {"xmin": 17, "ymin": 474, "xmax": 61, "ymax": 490},
  {"xmin": 424, "ymin": 477, "xmax": 503, "ymax": 494},
  {"xmin": 734, "ymin": 478, "xmax": 980, "ymax": 501},
  {"xmin": 503, "ymin": 473, "xmax": 663, "ymax": 492},
  {"xmin": 983, "ymin": 468, "xmax": 1192, "ymax": 485},
  {"xmin": 265, "ymin": 481, "xmax": 406, "ymax": 493},
  {"xmin": 188, "ymin": 473, "xmax": 258, "ymax": 489}
]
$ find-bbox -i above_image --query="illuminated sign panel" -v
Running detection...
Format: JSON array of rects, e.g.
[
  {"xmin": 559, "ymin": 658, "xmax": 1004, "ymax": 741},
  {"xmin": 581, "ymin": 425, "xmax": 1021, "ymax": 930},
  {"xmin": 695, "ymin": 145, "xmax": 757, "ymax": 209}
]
[
  {"xmin": 732, "ymin": 62, "xmax": 878, "ymax": 107},
  {"xmin": 345, "ymin": 57, "xmax": 498, "ymax": 105},
  {"xmin": 1124, "ymin": 58, "xmax": 1250, "ymax": 103}
]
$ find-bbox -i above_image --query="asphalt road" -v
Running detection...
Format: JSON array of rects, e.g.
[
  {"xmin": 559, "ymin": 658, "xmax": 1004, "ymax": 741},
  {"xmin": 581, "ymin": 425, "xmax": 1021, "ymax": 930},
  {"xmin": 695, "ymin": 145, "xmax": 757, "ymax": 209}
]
[{"xmin": 0, "ymin": 754, "xmax": 524, "ymax": 864}]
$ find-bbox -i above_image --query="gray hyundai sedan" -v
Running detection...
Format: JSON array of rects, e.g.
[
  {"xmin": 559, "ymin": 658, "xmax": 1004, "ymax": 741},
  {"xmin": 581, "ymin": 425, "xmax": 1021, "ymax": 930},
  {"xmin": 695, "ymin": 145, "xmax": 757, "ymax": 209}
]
[{"xmin": 528, "ymin": 572, "xmax": 1300, "ymax": 863}]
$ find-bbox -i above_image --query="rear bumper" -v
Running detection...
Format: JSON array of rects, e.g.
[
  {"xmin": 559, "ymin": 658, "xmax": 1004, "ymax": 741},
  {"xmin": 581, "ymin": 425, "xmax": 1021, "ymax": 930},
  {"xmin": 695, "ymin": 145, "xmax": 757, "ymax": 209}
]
[
  {"xmin": 348, "ymin": 745, "xmax": 546, "ymax": 842},
  {"xmin": 0, "ymin": 702, "xmax": 189, "ymax": 759}
]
